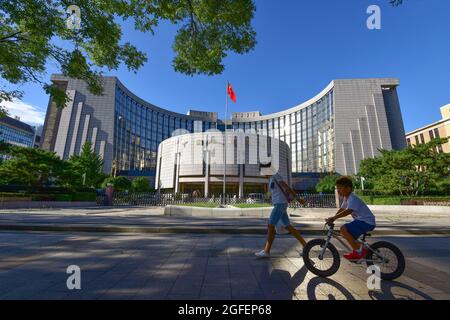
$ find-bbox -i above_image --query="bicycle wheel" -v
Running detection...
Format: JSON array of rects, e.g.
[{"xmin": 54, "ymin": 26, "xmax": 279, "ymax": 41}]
[
  {"xmin": 366, "ymin": 241, "xmax": 405, "ymax": 281},
  {"xmin": 303, "ymin": 239, "xmax": 340, "ymax": 278}
]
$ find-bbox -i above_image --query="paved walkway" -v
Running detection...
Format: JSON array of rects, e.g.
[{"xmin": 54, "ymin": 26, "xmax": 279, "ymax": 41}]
[
  {"xmin": 0, "ymin": 231, "xmax": 449, "ymax": 300},
  {"xmin": 0, "ymin": 207, "xmax": 450, "ymax": 235}
]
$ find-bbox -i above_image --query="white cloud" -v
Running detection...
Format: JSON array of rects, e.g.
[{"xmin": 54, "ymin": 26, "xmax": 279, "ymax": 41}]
[{"xmin": 0, "ymin": 99, "xmax": 46, "ymax": 125}]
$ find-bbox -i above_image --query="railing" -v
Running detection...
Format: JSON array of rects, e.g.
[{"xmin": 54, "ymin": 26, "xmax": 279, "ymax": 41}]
[{"xmin": 96, "ymin": 191, "xmax": 337, "ymax": 208}]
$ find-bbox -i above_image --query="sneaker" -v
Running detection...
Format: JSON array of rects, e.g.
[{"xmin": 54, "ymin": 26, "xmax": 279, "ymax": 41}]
[
  {"xmin": 254, "ymin": 250, "xmax": 270, "ymax": 259},
  {"xmin": 357, "ymin": 247, "xmax": 368, "ymax": 259},
  {"xmin": 343, "ymin": 250, "xmax": 360, "ymax": 261},
  {"xmin": 344, "ymin": 248, "xmax": 367, "ymax": 261}
]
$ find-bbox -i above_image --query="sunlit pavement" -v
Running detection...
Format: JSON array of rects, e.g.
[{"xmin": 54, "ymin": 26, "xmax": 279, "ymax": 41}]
[
  {"xmin": 0, "ymin": 231, "xmax": 449, "ymax": 300},
  {"xmin": 1, "ymin": 207, "xmax": 450, "ymax": 235}
]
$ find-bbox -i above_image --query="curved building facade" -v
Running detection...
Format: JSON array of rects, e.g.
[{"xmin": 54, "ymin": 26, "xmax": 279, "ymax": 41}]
[
  {"xmin": 41, "ymin": 75, "xmax": 406, "ymax": 191},
  {"xmin": 156, "ymin": 132, "xmax": 291, "ymax": 196}
]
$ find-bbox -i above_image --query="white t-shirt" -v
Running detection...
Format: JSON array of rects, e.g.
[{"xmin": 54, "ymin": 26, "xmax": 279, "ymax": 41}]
[
  {"xmin": 340, "ymin": 193, "xmax": 376, "ymax": 226},
  {"xmin": 269, "ymin": 173, "xmax": 288, "ymax": 204}
]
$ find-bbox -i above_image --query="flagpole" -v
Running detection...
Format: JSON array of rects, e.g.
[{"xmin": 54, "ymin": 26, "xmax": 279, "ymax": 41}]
[{"xmin": 223, "ymin": 81, "xmax": 228, "ymax": 202}]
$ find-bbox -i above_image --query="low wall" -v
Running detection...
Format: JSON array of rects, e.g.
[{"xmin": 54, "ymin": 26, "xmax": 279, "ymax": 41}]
[
  {"xmin": 0, "ymin": 201, "xmax": 98, "ymax": 209},
  {"xmin": 165, "ymin": 205, "xmax": 450, "ymax": 218},
  {"xmin": 164, "ymin": 206, "xmax": 274, "ymax": 218},
  {"xmin": 368, "ymin": 205, "xmax": 450, "ymax": 215}
]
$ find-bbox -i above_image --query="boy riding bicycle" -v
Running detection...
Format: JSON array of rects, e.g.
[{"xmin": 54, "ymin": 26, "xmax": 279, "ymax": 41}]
[{"xmin": 326, "ymin": 176, "xmax": 376, "ymax": 261}]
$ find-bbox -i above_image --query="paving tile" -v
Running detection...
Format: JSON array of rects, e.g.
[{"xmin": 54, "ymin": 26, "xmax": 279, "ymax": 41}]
[{"xmin": 0, "ymin": 231, "xmax": 448, "ymax": 300}]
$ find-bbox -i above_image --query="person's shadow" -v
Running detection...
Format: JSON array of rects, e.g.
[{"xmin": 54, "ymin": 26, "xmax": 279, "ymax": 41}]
[
  {"xmin": 260, "ymin": 264, "xmax": 355, "ymax": 300},
  {"xmin": 257, "ymin": 265, "xmax": 309, "ymax": 300}
]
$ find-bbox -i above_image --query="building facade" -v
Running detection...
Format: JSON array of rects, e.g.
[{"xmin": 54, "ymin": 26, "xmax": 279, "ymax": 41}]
[
  {"xmin": 0, "ymin": 115, "xmax": 36, "ymax": 148},
  {"xmin": 156, "ymin": 132, "xmax": 291, "ymax": 196},
  {"xmin": 41, "ymin": 75, "xmax": 406, "ymax": 190},
  {"xmin": 405, "ymin": 104, "xmax": 450, "ymax": 153}
]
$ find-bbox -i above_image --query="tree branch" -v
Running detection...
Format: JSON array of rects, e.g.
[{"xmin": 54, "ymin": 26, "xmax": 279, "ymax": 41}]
[{"xmin": 0, "ymin": 31, "xmax": 27, "ymax": 43}]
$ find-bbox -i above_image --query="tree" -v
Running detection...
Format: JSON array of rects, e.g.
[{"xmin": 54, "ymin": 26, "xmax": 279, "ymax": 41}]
[
  {"xmin": 101, "ymin": 176, "xmax": 132, "ymax": 192},
  {"xmin": 68, "ymin": 141, "xmax": 105, "ymax": 188},
  {"xmin": 0, "ymin": 0, "xmax": 257, "ymax": 108},
  {"xmin": 390, "ymin": 0, "xmax": 405, "ymax": 6},
  {"xmin": 0, "ymin": 144, "xmax": 68, "ymax": 187},
  {"xmin": 131, "ymin": 176, "xmax": 152, "ymax": 192},
  {"xmin": 357, "ymin": 138, "xmax": 450, "ymax": 196},
  {"xmin": 315, "ymin": 174, "xmax": 340, "ymax": 193}
]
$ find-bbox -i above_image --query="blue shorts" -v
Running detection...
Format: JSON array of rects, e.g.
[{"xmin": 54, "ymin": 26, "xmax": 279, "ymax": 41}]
[
  {"xmin": 344, "ymin": 220, "xmax": 375, "ymax": 239},
  {"xmin": 268, "ymin": 204, "xmax": 290, "ymax": 226}
]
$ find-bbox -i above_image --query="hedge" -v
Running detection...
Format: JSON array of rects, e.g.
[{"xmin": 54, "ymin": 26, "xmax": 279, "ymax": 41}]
[
  {"xmin": 0, "ymin": 191, "xmax": 96, "ymax": 202},
  {"xmin": 359, "ymin": 195, "xmax": 450, "ymax": 205}
]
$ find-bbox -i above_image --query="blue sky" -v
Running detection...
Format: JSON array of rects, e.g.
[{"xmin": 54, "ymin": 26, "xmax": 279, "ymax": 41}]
[{"xmin": 3, "ymin": 0, "xmax": 450, "ymax": 132}]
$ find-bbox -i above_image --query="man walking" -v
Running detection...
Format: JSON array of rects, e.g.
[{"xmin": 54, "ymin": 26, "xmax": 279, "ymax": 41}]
[{"xmin": 255, "ymin": 162, "xmax": 307, "ymax": 258}]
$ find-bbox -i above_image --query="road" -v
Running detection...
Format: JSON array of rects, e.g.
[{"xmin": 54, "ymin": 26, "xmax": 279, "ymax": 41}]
[{"xmin": 0, "ymin": 231, "xmax": 449, "ymax": 300}]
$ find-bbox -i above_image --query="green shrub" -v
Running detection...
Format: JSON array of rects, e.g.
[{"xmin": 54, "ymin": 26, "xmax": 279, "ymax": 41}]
[
  {"xmin": 359, "ymin": 195, "xmax": 450, "ymax": 205},
  {"xmin": 55, "ymin": 194, "xmax": 73, "ymax": 201},
  {"xmin": 0, "ymin": 192, "xmax": 30, "ymax": 198},
  {"xmin": 101, "ymin": 176, "xmax": 132, "ymax": 192},
  {"xmin": 72, "ymin": 192, "xmax": 96, "ymax": 201},
  {"xmin": 315, "ymin": 174, "xmax": 340, "ymax": 193},
  {"xmin": 131, "ymin": 177, "xmax": 150, "ymax": 192},
  {"xmin": 31, "ymin": 194, "xmax": 56, "ymax": 201}
]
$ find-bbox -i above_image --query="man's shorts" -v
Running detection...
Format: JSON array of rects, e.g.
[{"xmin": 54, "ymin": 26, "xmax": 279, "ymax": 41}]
[
  {"xmin": 344, "ymin": 220, "xmax": 375, "ymax": 239},
  {"xmin": 268, "ymin": 204, "xmax": 290, "ymax": 226}
]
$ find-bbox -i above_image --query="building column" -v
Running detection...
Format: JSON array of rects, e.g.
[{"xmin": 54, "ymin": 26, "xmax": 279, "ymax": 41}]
[
  {"xmin": 174, "ymin": 153, "xmax": 180, "ymax": 194},
  {"xmin": 239, "ymin": 164, "xmax": 244, "ymax": 198},
  {"xmin": 204, "ymin": 151, "xmax": 210, "ymax": 197}
]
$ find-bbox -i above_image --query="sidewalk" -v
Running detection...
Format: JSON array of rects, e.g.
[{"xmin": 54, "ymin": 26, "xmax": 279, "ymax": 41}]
[
  {"xmin": 1, "ymin": 206, "xmax": 450, "ymax": 236},
  {"xmin": 1, "ymin": 231, "xmax": 449, "ymax": 300}
]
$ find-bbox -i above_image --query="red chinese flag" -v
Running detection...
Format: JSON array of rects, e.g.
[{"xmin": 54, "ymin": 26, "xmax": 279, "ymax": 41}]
[{"xmin": 227, "ymin": 82, "xmax": 237, "ymax": 103}]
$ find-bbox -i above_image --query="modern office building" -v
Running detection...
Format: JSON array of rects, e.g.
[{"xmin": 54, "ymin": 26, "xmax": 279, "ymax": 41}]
[
  {"xmin": 41, "ymin": 75, "xmax": 406, "ymax": 191},
  {"xmin": 405, "ymin": 104, "xmax": 450, "ymax": 153},
  {"xmin": 156, "ymin": 132, "xmax": 291, "ymax": 196},
  {"xmin": 0, "ymin": 115, "xmax": 36, "ymax": 148}
]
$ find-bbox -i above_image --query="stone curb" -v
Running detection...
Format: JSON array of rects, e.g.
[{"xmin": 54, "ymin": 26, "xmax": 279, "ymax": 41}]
[{"xmin": 1, "ymin": 224, "xmax": 450, "ymax": 236}]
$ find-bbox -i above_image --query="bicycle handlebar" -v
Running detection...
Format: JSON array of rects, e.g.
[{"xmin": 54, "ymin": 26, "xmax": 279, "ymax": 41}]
[{"xmin": 325, "ymin": 222, "xmax": 335, "ymax": 229}]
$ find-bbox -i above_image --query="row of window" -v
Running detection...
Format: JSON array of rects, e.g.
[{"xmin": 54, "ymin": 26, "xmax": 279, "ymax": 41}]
[
  {"xmin": 0, "ymin": 125, "xmax": 34, "ymax": 147},
  {"xmin": 230, "ymin": 91, "xmax": 335, "ymax": 173},
  {"xmin": 114, "ymin": 87, "xmax": 217, "ymax": 172},
  {"xmin": 113, "ymin": 87, "xmax": 335, "ymax": 174},
  {"xmin": 406, "ymin": 128, "xmax": 443, "ymax": 153}
]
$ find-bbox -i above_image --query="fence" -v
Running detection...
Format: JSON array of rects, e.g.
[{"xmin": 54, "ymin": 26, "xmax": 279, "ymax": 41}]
[{"xmin": 96, "ymin": 191, "xmax": 337, "ymax": 208}]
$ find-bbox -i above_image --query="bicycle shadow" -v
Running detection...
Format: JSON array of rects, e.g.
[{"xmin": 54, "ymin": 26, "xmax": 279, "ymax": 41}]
[
  {"xmin": 303, "ymin": 275, "xmax": 434, "ymax": 300},
  {"xmin": 264, "ymin": 264, "xmax": 356, "ymax": 300},
  {"xmin": 306, "ymin": 276, "xmax": 355, "ymax": 300},
  {"xmin": 368, "ymin": 280, "xmax": 434, "ymax": 300}
]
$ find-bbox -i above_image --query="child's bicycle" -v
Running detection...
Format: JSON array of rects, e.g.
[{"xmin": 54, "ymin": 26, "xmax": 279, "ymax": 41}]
[{"xmin": 302, "ymin": 223, "xmax": 405, "ymax": 280}]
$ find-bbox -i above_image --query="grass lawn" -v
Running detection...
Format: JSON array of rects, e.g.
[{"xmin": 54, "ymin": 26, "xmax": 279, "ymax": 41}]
[
  {"xmin": 177, "ymin": 202, "xmax": 218, "ymax": 208},
  {"xmin": 232, "ymin": 203, "xmax": 273, "ymax": 208}
]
